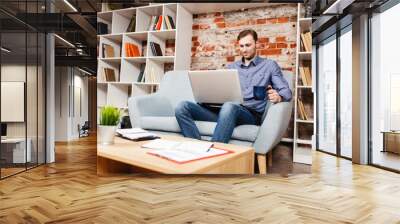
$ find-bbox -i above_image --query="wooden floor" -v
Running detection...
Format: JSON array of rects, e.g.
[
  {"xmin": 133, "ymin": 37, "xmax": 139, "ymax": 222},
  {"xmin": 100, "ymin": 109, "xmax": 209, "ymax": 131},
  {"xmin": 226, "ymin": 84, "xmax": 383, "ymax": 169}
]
[{"xmin": 1, "ymin": 135, "xmax": 400, "ymax": 223}]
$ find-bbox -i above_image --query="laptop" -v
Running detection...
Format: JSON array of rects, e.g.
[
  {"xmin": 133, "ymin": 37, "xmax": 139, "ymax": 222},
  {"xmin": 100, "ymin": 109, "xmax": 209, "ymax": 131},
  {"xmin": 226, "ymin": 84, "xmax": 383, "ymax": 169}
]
[{"xmin": 188, "ymin": 69, "xmax": 243, "ymax": 105}]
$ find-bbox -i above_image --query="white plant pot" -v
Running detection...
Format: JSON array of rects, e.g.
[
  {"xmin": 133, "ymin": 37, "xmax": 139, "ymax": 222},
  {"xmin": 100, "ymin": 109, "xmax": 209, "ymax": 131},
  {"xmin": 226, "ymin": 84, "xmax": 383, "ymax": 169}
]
[{"xmin": 98, "ymin": 125, "xmax": 117, "ymax": 145}]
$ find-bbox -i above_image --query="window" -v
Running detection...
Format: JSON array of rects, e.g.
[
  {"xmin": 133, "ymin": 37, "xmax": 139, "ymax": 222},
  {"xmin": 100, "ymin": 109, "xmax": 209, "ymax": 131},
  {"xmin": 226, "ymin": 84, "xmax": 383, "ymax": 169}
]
[
  {"xmin": 339, "ymin": 27, "xmax": 352, "ymax": 158},
  {"xmin": 370, "ymin": 2, "xmax": 400, "ymax": 171},
  {"xmin": 317, "ymin": 35, "xmax": 337, "ymax": 154}
]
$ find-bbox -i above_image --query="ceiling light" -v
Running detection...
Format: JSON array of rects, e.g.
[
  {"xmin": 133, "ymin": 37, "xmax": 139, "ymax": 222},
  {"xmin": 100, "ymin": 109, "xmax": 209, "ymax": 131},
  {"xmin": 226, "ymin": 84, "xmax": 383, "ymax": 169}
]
[
  {"xmin": 63, "ymin": 0, "xmax": 78, "ymax": 12},
  {"xmin": 1, "ymin": 47, "xmax": 11, "ymax": 53},
  {"xmin": 54, "ymin": 34, "xmax": 75, "ymax": 48}
]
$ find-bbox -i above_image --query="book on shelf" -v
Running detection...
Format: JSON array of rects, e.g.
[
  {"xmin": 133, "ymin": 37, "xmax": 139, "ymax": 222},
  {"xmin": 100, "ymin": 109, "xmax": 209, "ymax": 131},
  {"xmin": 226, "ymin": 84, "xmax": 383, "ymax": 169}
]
[
  {"xmin": 124, "ymin": 43, "xmax": 140, "ymax": 57},
  {"xmin": 297, "ymin": 99, "xmax": 309, "ymax": 120},
  {"xmin": 102, "ymin": 44, "xmax": 115, "ymax": 58},
  {"xmin": 148, "ymin": 15, "xmax": 163, "ymax": 31},
  {"xmin": 142, "ymin": 41, "xmax": 147, "ymax": 57},
  {"xmin": 149, "ymin": 42, "xmax": 163, "ymax": 56},
  {"xmin": 155, "ymin": 15, "xmax": 163, "ymax": 30},
  {"xmin": 103, "ymin": 68, "xmax": 117, "ymax": 82},
  {"xmin": 137, "ymin": 64, "xmax": 145, "ymax": 82},
  {"xmin": 97, "ymin": 22, "xmax": 108, "ymax": 35},
  {"xmin": 141, "ymin": 63, "xmax": 162, "ymax": 84},
  {"xmin": 300, "ymin": 31, "xmax": 312, "ymax": 52},
  {"xmin": 164, "ymin": 16, "xmax": 175, "ymax": 30},
  {"xmin": 126, "ymin": 15, "xmax": 136, "ymax": 32},
  {"xmin": 299, "ymin": 66, "xmax": 312, "ymax": 86}
]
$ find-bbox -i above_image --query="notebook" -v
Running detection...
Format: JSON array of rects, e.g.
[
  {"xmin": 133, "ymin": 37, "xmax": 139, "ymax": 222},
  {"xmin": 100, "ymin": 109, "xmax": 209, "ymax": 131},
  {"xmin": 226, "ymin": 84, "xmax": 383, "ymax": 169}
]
[
  {"xmin": 142, "ymin": 139, "xmax": 233, "ymax": 164},
  {"xmin": 116, "ymin": 128, "xmax": 159, "ymax": 141}
]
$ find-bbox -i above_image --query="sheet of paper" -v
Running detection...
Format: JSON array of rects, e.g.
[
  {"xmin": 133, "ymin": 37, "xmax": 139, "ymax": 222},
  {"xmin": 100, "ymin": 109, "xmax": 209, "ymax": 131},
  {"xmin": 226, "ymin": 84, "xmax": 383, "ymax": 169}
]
[{"xmin": 141, "ymin": 139, "xmax": 181, "ymax": 150}]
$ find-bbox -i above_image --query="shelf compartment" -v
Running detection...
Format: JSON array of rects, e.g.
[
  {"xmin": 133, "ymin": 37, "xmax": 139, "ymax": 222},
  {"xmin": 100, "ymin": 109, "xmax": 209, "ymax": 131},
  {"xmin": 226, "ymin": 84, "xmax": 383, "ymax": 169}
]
[
  {"xmin": 120, "ymin": 59, "xmax": 146, "ymax": 83},
  {"xmin": 107, "ymin": 83, "xmax": 130, "ymax": 108},
  {"xmin": 112, "ymin": 8, "xmax": 136, "ymax": 34},
  {"xmin": 136, "ymin": 5, "xmax": 163, "ymax": 32}
]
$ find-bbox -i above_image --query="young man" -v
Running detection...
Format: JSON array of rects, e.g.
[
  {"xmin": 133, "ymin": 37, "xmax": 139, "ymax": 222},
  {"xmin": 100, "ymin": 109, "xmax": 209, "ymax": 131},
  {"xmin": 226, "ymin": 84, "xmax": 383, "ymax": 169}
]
[{"xmin": 175, "ymin": 29, "xmax": 292, "ymax": 143}]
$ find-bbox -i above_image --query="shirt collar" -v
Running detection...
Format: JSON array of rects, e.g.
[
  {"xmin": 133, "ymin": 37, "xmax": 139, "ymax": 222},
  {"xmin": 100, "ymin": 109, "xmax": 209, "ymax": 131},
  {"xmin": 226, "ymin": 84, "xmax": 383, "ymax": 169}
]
[{"xmin": 240, "ymin": 55, "xmax": 261, "ymax": 67}]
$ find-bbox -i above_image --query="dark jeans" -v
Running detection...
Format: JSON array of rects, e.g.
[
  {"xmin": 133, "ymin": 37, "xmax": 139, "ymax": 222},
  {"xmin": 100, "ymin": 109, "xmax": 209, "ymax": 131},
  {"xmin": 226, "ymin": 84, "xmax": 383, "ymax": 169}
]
[{"xmin": 174, "ymin": 101, "xmax": 261, "ymax": 143}]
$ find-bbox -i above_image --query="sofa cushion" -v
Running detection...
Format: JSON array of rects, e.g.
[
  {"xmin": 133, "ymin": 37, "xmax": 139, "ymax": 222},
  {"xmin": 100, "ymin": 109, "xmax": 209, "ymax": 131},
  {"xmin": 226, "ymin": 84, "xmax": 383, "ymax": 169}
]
[{"xmin": 140, "ymin": 116, "xmax": 260, "ymax": 142}]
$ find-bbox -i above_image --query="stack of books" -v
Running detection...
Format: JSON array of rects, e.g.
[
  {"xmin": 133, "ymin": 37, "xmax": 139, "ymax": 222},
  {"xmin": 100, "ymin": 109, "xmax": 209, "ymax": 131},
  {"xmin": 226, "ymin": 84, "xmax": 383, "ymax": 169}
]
[
  {"xmin": 300, "ymin": 31, "xmax": 312, "ymax": 52},
  {"xmin": 124, "ymin": 43, "xmax": 141, "ymax": 57},
  {"xmin": 164, "ymin": 16, "xmax": 175, "ymax": 30},
  {"xmin": 297, "ymin": 99, "xmax": 309, "ymax": 120},
  {"xmin": 149, "ymin": 42, "xmax": 163, "ymax": 56},
  {"xmin": 102, "ymin": 44, "xmax": 115, "ymax": 58},
  {"xmin": 136, "ymin": 63, "xmax": 162, "ymax": 84},
  {"xmin": 148, "ymin": 15, "xmax": 163, "ymax": 31},
  {"xmin": 299, "ymin": 65, "xmax": 312, "ymax": 86}
]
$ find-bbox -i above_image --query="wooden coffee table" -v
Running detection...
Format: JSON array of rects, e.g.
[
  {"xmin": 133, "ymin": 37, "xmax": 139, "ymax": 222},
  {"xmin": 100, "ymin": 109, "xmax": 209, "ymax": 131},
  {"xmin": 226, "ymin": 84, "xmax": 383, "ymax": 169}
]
[{"xmin": 97, "ymin": 135, "xmax": 254, "ymax": 175}]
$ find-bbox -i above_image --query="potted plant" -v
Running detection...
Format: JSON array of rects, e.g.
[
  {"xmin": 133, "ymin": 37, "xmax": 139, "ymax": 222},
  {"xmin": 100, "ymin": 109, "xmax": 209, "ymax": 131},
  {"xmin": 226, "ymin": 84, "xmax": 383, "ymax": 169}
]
[{"xmin": 98, "ymin": 106, "xmax": 121, "ymax": 145}]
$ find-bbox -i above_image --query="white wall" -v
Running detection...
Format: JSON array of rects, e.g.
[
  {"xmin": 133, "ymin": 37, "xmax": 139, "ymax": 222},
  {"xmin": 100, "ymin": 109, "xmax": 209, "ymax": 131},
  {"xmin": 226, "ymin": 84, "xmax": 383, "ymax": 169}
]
[{"xmin": 54, "ymin": 67, "xmax": 89, "ymax": 141}]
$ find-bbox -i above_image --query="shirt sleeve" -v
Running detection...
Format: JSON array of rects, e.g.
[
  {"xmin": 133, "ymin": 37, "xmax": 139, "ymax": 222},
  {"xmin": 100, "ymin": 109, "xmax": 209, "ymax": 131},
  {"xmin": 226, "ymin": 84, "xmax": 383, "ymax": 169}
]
[{"xmin": 270, "ymin": 61, "xmax": 292, "ymax": 102}]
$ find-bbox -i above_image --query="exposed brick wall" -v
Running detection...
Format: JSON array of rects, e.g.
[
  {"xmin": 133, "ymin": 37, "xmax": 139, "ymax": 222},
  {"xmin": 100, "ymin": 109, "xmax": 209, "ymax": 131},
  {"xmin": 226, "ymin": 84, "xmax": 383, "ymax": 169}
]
[{"xmin": 190, "ymin": 4, "xmax": 297, "ymax": 73}]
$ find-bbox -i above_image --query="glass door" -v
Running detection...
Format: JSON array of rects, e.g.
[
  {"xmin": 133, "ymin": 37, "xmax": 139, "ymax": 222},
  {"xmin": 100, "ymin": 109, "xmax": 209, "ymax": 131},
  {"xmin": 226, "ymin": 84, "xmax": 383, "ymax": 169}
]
[
  {"xmin": 370, "ymin": 2, "xmax": 400, "ymax": 171},
  {"xmin": 317, "ymin": 35, "xmax": 337, "ymax": 154}
]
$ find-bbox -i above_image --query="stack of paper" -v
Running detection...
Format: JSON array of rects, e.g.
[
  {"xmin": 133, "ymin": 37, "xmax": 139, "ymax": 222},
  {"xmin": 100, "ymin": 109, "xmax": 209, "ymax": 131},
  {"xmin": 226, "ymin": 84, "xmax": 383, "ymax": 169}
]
[
  {"xmin": 142, "ymin": 139, "xmax": 232, "ymax": 163},
  {"xmin": 116, "ymin": 128, "xmax": 159, "ymax": 141}
]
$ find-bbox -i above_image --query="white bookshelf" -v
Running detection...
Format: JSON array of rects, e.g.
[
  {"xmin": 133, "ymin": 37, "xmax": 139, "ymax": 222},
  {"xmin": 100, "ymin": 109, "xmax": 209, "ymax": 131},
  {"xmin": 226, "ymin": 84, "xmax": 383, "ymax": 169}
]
[
  {"xmin": 293, "ymin": 4, "xmax": 314, "ymax": 165},
  {"xmin": 97, "ymin": 3, "xmax": 193, "ymax": 123}
]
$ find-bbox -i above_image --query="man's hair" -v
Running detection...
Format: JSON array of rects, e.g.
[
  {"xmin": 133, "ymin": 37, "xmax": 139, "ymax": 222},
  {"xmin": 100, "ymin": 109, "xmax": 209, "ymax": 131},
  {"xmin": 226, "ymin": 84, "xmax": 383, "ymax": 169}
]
[{"xmin": 237, "ymin": 29, "xmax": 258, "ymax": 42}]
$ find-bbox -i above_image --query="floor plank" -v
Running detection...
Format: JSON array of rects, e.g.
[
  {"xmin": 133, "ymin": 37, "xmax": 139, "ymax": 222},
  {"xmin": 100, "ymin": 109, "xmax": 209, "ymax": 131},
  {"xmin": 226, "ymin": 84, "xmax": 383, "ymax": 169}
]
[{"xmin": 0, "ymin": 135, "xmax": 399, "ymax": 223}]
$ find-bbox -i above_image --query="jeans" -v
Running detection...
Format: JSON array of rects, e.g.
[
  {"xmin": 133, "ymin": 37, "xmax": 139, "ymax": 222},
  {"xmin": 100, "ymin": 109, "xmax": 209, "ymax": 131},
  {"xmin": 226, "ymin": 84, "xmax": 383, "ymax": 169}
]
[{"xmin": 175, "ymin": 101, "xmax": 259, "ymax": 143}]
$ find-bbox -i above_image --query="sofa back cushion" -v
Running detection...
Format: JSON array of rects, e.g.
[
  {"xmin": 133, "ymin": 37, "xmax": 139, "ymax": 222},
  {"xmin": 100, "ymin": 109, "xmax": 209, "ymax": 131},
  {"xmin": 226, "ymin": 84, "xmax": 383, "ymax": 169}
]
[{"xmin": 158, "ymin": 70, "xmax": 195, "ymax": 108}]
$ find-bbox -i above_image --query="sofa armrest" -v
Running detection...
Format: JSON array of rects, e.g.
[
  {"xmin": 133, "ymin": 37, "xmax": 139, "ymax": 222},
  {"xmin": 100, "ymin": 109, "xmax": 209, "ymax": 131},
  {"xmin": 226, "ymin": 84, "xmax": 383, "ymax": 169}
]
[
  {"xmin": 253, "ymin": 101, "xmax": 293, "ymax": 154},
  {"xmin": 128, "ymin": 93, "xmax": 175, "ymax": 127}
]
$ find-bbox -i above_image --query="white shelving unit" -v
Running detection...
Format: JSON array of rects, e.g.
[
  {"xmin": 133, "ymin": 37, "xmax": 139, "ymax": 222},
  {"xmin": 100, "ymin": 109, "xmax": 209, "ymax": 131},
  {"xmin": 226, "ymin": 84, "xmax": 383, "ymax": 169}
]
[
  {"xmin": 97, "ymin": 3, "xmax": 193, "ymax": 122},
  {"xmin": 293, "ymin": 4, "xmax": 314, "ymax": 165}
]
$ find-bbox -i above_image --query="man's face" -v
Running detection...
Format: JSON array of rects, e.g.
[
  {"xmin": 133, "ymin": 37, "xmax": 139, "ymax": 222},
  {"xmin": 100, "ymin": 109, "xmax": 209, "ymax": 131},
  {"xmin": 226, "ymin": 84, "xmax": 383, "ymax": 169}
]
[{"xmin": 238, "ymin": 34, "xmax": 257, "ymax": 60}]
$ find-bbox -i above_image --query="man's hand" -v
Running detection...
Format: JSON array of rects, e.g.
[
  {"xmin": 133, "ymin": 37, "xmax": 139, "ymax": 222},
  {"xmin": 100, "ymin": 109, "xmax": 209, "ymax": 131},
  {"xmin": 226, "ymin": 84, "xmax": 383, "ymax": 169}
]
[{"xmin": 267, "ymin": 85, "xmax": 282, "ymax": 104}]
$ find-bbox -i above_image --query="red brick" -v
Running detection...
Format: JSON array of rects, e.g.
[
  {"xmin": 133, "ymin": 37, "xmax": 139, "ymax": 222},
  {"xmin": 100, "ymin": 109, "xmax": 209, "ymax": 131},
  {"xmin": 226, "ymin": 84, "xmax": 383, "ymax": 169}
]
[
  {"xmin": 191, "ymin": 47, "xmax": 197, "ymax": 52},
  {"xmin": 277, "ymin": 43, "xmax": 287, "ymax": 48},
  {"xmin": 277, "ymin": 17, "xmax": 289, "ymax": 23},
  {"xmin": 214, "ymin": 17, "xmax": 224, "ymax": 23},
  {"xmin": 256, "ymin": 18, "xmax": 266, "ymax": 24},
  {"xmin": 199, "ymin": 24, "xmax": 210, "ymax": 29},
  {"xmin": 258, "ymin": 37, "xmax": 269, "ymax": 43},
  {"xmin": 266, "ymin": 18, "xmax": 277, "ymax": 24},
  {"xmin": 193, "ymin": 41, "xmax": 200, "ymax": 47},
  {"xmin": 267, "ymin": 43, "xmax": 277, "ymax": 49},
  {"xmin": 192, "ymin": 36, "xmax": 198, "ymax": 41},
  {"xmin": 249, "ymin": 19, "xmax": 257, "ymax": 25},
  {"xmin": 214, "ymin": 12, "xmax": 222, "ymax": 17},
  {"xmin": 192, "ymin": 24, "xmax": 199, "ymax": 30},
  {"xmin": 290, "ymin": 43, "xmax": 297, "ymax": 48},
  {"xmin": 276, "ymin": 36, "xmax": 286, "ymax": 42},
  {"xmin": 203, "ymin": 44, "xmax": 215, "ymax": 51},
  {"xmin": 260, "ymin": 49, "xmax": 282, "ymax": 55},
  {"xmin": 216, "ymin": 22, "xmax": 225, "ymax": 28},
  {"xmin": 226, "ymin": 56, "xmax": 235, "ymax": 62}
]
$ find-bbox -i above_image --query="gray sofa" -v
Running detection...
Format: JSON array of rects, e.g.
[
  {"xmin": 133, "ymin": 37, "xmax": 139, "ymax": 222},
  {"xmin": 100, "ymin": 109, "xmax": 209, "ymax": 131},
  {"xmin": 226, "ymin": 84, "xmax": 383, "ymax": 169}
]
[{"xmin": 128, "ymin": 70, "xmax": 293, "ymax": 173}]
